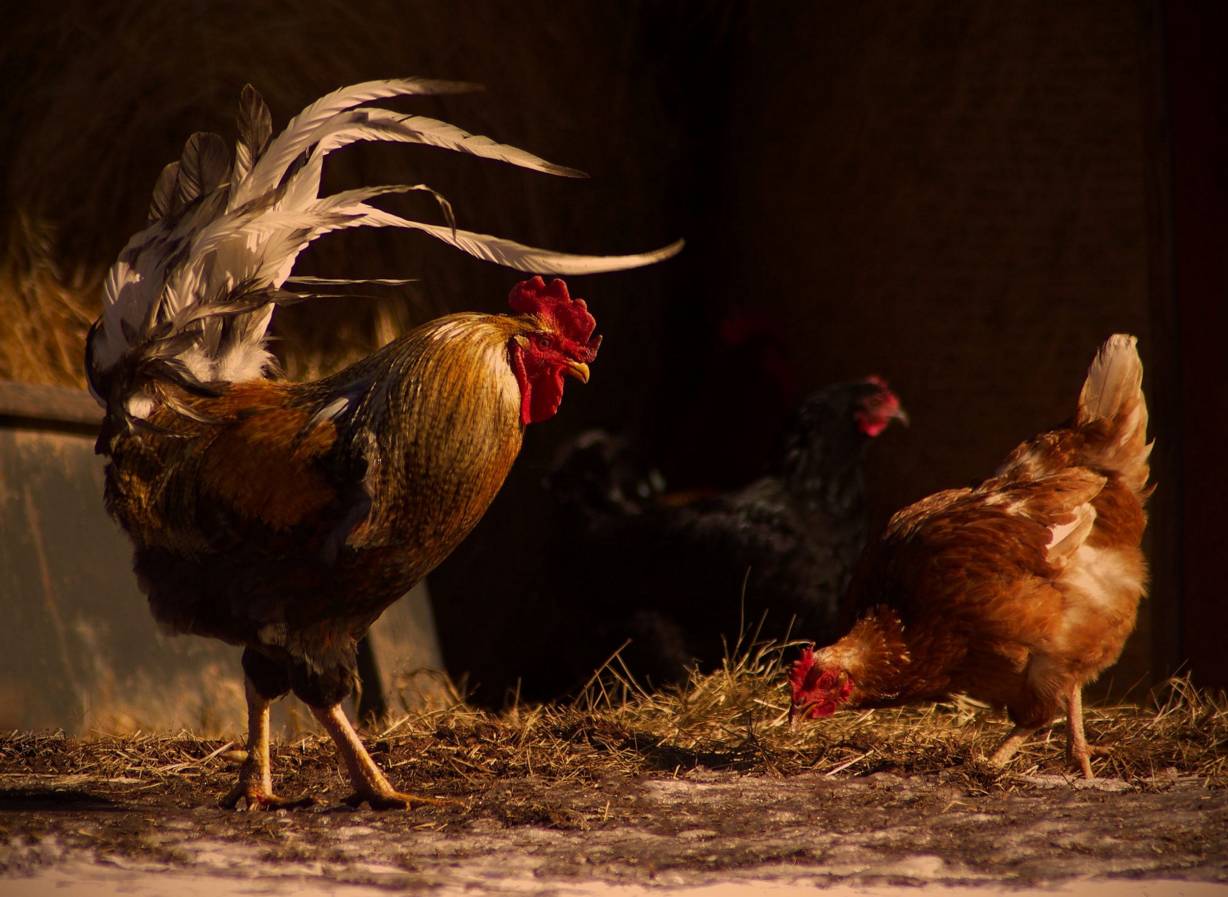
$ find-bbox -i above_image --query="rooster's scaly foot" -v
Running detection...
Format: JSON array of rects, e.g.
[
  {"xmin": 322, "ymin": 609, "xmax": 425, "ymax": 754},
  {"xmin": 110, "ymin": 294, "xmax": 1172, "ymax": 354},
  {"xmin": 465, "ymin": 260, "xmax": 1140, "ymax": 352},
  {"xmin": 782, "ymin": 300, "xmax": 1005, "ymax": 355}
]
[
  {"xmin": 341, "ymin": 789, "xmax": 461, "ymax": 811},
  {"xmin": 219, "ymin": 783, "xmax": 315, "ymax": 811}
]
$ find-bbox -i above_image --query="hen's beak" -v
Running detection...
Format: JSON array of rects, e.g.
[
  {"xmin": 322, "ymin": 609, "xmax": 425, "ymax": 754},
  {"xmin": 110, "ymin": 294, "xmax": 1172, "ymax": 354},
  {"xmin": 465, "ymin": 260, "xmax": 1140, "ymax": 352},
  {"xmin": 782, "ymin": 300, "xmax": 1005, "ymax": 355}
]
[
  {"xmin": 891, "ymin": 406, "xmax": 910, "ymax": 427},
  {"xmin": 564, "ymin": 361, "xmax": 591, "ymax": 384}
]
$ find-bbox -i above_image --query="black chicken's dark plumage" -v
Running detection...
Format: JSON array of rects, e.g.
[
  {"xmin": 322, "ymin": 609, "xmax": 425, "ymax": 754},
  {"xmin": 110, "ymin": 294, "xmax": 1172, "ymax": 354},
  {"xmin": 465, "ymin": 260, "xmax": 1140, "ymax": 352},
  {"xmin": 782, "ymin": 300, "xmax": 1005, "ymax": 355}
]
[{"xmin": 520, "ymin": 378, "xmax": 906, "ymax": 700}]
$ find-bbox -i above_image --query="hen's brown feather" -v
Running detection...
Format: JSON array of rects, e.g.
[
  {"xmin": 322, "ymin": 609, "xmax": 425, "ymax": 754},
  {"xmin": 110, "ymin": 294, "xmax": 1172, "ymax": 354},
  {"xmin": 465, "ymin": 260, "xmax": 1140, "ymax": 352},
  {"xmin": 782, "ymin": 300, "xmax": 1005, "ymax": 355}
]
[{"xmin": 800, "ymin": 335, "xmax": 1151, "ymax": 752}]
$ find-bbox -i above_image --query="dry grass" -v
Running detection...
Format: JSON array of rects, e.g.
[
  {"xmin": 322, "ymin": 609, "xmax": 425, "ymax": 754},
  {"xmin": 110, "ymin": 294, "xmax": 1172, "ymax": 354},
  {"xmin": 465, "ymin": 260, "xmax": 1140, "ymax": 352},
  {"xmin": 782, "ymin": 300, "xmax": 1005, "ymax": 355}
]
[
  {"xmin": 0, "ymin": 216, "xmax": 97, "ymax": 388},
  {"xmin": 3, "ymin": 640, "xmax": 1225, "ymax": 796}
]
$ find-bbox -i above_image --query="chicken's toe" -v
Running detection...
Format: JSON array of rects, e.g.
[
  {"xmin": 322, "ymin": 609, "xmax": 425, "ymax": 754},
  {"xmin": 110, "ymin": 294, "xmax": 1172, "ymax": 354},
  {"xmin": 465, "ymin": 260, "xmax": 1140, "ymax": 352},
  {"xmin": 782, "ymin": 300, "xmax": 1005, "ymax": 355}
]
[
  {"xmin": 220, "ymin": 783, "xmax": 315, "ymax": 811},
  {"xmin": 342, "ymin": 789, "xmax": 460, "ymax": 811},
  {"xmin": 988, "ymin": 724, "xmax": 1038, "ymax": 767}
]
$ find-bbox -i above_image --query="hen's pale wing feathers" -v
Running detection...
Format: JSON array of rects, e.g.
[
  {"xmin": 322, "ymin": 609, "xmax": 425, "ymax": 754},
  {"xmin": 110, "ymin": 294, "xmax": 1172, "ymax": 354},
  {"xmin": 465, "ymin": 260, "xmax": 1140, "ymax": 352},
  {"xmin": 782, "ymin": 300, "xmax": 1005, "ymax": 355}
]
[{"xmin": 985, "ymin": 469, "xmax": 1106, "ymax": 569}]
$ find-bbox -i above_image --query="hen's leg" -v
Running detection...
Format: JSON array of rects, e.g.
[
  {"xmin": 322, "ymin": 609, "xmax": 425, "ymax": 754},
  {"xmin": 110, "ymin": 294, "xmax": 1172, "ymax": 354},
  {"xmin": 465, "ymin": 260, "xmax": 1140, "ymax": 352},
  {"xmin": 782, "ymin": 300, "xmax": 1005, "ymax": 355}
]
[
  {"xmin": 988, "ymin": 725, "xmax": 1038, "ymax": 768},
  {"xmin": 311, "ymin": 703, "xmax": 453, "ymax": 810},
  {"xmin": 1065, "ymin": 684, "xmax": 1095, "ymax": 779},
  {"xmin": 219, "ymin": 677, "xmax": 314, "ymax": 810}
]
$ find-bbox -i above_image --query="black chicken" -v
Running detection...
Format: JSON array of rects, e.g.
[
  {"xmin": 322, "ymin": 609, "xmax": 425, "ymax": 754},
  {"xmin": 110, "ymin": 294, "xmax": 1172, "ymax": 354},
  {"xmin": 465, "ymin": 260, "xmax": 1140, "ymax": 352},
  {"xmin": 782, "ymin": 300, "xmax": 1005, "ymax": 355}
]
[{"xmin": 520, "ymin": 377, "xmax": 908, "ymax": 700}]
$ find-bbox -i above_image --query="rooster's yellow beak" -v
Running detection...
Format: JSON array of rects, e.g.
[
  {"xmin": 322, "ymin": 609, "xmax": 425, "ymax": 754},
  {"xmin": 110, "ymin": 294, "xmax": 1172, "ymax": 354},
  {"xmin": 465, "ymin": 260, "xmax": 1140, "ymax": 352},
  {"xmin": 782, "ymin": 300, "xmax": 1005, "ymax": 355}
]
[{"xmin": 564, "ymin": 361, "xmax": 591, "ymax": 384}]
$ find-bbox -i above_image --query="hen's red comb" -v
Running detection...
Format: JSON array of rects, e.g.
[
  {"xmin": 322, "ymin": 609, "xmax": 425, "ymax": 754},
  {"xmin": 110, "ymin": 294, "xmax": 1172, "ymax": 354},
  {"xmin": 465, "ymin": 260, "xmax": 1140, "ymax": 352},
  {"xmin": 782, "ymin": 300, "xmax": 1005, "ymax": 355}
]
[
  {"xmin": 508, "ymin": 276, "xmax": 599, "ymax": 359},
  {"xmin": 789, "ymin": 645, "xmax": 818, "ymax": 698}
]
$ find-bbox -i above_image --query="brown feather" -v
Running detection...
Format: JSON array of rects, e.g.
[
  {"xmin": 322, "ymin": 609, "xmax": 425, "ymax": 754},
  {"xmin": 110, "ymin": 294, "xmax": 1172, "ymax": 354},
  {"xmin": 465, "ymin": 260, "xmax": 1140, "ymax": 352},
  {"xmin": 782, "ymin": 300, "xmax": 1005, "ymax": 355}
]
[
  {"xmin": 101, "ymin": 311, "xmax": 539, "ymax": 671},
  {"xmin": 804, "ymin": 335, "xmax": 1151, "ymax": 740},
  {"xmin": 196, "ymin": 395, "xmax": 339, "ymax": 532}
]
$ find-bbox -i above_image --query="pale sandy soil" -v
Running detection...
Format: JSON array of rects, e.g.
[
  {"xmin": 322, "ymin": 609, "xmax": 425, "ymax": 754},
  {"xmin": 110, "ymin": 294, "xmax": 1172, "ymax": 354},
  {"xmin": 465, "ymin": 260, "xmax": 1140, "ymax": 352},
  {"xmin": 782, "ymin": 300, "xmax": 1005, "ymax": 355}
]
[{"xmin": 2, "ymin": 768, "xmax": 1226, "ymax": 896}]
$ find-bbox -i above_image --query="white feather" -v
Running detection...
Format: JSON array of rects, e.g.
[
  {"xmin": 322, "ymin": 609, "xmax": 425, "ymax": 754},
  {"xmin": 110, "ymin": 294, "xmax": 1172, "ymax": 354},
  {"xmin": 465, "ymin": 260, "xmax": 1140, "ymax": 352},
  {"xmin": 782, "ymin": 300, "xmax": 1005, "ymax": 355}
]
[
  {"xmin": 88, "ymin": 78, "xmax": 683, "ymax": 412},
  {"xmin": 230, "ymin": 78, "xmax": 476, "ymax": 210},
  {"xmin": 280, "ymin": 108, "xmax": 585, "ymax": 211},
  {"xmin": 310, "ymin": 396, "xmax": 351, "ymax": 426},
  {"xmin": 126, "ymin": 394, "xmax": 156, "ymax": 420}
]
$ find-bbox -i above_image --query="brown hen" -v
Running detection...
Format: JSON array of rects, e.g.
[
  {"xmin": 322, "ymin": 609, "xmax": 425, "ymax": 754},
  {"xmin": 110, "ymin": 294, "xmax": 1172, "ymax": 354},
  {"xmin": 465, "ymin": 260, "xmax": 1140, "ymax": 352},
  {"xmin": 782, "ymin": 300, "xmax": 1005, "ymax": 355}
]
[{"xmin": 790, "ymin": 335, "xmax": 1151, "ymax": 779}]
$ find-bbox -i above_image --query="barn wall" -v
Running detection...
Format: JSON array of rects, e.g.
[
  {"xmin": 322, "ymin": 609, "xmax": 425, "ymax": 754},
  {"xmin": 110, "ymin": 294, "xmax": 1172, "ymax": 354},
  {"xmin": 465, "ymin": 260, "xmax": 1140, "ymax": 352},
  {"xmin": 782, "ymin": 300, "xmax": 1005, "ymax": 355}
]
[
  {"xmin": 431, "ymin": 1, "xmax": 1184, "ymax": 701},
  {"xmin": 1165, "ymin": 0, "xmax": 1228, "ymax": 689},
  {"xmin": 709, "ymin": 2, "xmax": 1166, "ymax": 696},
  {"xmin": 2, "ymin": 2, "xmax": 1210, "ymax": 706}
]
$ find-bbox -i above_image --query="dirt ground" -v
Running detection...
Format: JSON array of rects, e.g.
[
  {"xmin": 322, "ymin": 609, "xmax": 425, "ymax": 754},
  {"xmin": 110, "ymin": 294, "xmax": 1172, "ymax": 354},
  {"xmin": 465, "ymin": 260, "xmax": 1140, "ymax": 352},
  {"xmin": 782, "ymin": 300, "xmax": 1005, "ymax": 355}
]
[
  {"xmin": 2, "ymin": 743, "xmax": 1227, "ymax": 895},
  {"xmin": 3, "ymin": 667, "xmax": 1227, "ymax": 895}
]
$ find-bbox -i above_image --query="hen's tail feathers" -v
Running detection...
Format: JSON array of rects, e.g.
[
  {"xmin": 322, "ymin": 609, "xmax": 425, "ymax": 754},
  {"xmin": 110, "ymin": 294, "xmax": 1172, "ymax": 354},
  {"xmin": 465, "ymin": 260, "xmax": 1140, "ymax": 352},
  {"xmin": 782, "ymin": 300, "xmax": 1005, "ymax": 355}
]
[
  {"xmin": 1075, "ymin": 333, "xmax": 1152, "ymax": 497},
  {"xmin": 86, "ymin": 78, "xmax": 684, "ymax": 423}
]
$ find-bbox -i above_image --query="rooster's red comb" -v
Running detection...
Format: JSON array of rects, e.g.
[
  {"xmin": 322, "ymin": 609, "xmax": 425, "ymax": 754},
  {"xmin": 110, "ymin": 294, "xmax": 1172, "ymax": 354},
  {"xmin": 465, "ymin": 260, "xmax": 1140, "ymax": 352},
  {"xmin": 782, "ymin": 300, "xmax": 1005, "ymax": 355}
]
[{"xmin": 508, "ymin": 277, "xmax": 599, "ymax": 360}]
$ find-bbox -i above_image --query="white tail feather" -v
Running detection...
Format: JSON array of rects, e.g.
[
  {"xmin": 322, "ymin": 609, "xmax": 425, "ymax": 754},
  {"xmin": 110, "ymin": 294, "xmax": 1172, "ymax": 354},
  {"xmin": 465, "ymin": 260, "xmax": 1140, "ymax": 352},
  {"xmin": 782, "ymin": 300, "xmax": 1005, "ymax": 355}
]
[
  {"xmin": 229, "ymin": 78, "xmax": 478, "ymax": 210},
  {"xmin": 87, "ymin": 79, "xmax": 683, "ymax": 415},
  {"xmin": 1076, "ymin": 334, "xmax": 1151, "ymax": 496}
]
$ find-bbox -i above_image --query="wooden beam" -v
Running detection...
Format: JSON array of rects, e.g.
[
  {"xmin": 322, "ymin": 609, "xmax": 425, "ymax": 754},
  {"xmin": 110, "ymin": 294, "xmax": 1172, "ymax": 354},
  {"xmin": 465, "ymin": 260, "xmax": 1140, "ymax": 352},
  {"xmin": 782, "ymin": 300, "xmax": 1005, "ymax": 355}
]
[{"xmin": 0, "ymin": 381, "xmax": 101, "ymax": 431}]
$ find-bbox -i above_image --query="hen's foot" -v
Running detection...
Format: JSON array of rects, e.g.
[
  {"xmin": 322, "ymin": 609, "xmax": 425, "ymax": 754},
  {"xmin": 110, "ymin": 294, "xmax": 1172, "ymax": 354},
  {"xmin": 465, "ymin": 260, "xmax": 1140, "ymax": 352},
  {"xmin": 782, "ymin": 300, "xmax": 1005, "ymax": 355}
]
[
  {"xmin": 219, "ymin": 783, "xmax": 315, "ymax": 811},
  {"xmin": 342, "ymin": 789, "xmax": 461, "ymax": 811},
  {"xmin": 987, "ymin": 724, "xmax": 1039, "ymax": 768},
  {"xmin": 1067, "ymin": 743, "xmax": 1107, "ymax": 779},
  {"xmin": 1065, "ymin": 684, "xmax": 1097, "ymax": 780},
  {"xmin": 1072, "ymin": 744, "xmax": 1113, "ymax": 779},
  {"xmin": 1071, "ymin": 755, "xmax": 1095, "ymax": 780}
]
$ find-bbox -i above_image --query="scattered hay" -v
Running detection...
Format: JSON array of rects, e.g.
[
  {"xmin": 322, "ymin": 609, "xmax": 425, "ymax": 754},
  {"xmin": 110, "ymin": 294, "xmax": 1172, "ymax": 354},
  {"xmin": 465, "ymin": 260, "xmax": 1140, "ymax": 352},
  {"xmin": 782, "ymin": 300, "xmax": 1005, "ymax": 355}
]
[
  {"xmin": 2, "ymin": 641, "xmax": 1224, "ymax": 799},
  {"xmin": 0, "ymin": 215, "xmax": 96, "ymax": 389}
]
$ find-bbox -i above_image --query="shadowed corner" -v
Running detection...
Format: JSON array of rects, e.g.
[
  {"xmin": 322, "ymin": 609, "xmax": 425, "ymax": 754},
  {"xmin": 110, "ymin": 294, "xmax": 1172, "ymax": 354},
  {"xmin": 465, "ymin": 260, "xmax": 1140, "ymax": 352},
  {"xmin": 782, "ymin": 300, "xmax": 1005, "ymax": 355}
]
[{"xmin": 0, "ymin": 778, "xmax": 118, "ymax": 811}]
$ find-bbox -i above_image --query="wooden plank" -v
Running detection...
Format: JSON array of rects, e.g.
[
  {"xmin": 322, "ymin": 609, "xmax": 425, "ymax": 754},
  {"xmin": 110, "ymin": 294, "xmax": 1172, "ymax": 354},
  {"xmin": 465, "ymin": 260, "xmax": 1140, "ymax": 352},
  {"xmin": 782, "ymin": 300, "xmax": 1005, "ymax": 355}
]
[{"xmin": 0, "ymin": 381, "xmax": 101, "ymax": 429}]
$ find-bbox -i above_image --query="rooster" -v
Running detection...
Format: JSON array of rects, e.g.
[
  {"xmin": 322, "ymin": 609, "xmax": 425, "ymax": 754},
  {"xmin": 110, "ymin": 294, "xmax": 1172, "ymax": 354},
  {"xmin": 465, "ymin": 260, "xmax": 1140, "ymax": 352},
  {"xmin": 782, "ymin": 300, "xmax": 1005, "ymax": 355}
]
[
  {"xmin": 85, "ymin": 79, "xmax": 680, "ymax": 809},
  {"xmin": 790, "ymin": 335, "xmax": 1150, "ymax": 779}
]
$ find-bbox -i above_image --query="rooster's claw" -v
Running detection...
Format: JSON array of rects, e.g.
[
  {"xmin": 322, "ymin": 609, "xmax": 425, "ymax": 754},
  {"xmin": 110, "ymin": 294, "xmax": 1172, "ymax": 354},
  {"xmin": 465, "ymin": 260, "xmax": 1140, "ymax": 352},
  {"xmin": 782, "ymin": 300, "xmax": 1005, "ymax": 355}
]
[
  {"xmin": 219, "ymin": 785, "xmax": 316, "ymax": 811},
  {"xmin": 342, "ymin": 789, "xmax": 460, "ymax": 811}
]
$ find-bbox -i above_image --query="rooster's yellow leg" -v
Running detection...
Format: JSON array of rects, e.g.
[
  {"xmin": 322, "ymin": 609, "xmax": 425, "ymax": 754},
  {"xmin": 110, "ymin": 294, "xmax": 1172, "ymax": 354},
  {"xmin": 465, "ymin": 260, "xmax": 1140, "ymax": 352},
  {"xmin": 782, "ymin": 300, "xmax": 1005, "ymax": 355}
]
[
  {"xmin": 311, "ymin": 703, "xmax": 456, "ymax": 810},
  {"xmin": 1065, "ymin": 684, "xmax": 1096, "ymax": 780},
  {"xmin": 220, "ymin": 678, "xmax": 315, "ymax": 810},
  {"xmin": 988, "ymin": 724, "xmax": 1038, "ymax": 768}
]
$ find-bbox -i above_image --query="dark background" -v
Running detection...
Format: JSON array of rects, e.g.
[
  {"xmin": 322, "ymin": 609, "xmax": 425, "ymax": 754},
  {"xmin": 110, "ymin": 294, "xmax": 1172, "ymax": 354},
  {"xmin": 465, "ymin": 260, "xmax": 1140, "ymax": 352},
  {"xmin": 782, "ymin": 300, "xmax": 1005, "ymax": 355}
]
[{"xmin": 2, "ymin": 1, "xmax": 1223, "ymax": 700}]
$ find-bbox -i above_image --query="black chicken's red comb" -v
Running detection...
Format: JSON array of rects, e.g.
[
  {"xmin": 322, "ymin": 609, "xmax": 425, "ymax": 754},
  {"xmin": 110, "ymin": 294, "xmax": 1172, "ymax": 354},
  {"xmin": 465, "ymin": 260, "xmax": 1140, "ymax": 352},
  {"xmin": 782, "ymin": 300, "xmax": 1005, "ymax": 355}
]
[{"xmin": 508, "ymin": 277, "xmax": 598, "ymax": 357}]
